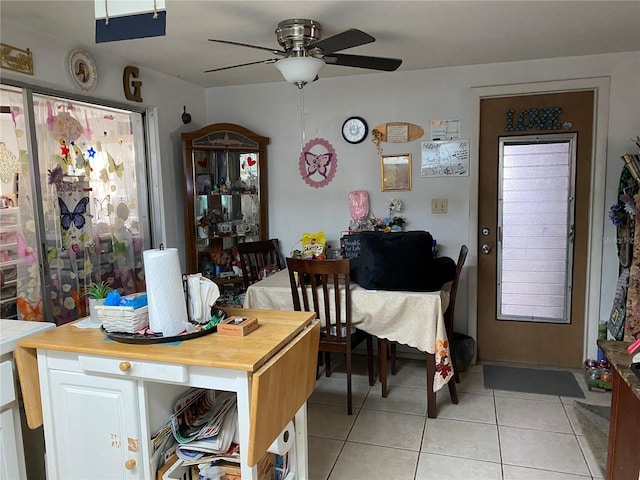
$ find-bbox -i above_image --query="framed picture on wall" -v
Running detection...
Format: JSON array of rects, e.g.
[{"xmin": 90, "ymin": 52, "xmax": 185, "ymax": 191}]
[
  {"xmin": 381, "ymin": 154, "xmax": 412, "ymax": 191},
  {"xmin": 195, "ymin": 174, "xmax": 213, "ymax": 195}
]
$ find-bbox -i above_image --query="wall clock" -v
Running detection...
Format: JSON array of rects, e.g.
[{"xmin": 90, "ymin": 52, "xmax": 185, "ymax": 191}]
[
  {"xmin": 68, "ymin": 49, "xmax": 98, "ymax": 92},
  {"xmin": 342, "ymin": 116, "xmax": 368, "ymax": 144}
]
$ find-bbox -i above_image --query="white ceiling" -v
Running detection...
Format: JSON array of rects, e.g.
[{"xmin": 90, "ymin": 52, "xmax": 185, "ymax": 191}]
[{"xmin": 2, "ymin": 1, "xmax": 639, "ymax": 89}]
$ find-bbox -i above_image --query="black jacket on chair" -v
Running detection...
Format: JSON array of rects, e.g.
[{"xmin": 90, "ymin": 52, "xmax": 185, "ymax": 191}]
[{"xmin": 350, "ymin": 230, "xmax": 455, "ymax": 291}]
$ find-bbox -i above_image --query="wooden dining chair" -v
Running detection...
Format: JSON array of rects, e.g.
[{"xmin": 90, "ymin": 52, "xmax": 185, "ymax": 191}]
[
  {"xmin": 237, "ymin": 239, "xmax": 283, "ymax": 289},
  {"xmin": 286, "ymin": 257, "xmax": 374, "ymax": 415},
  {"xmin": 446, "ymin": 244, "xmax": 468, "ymax": 383},
  {"xmin": 387, "ymin": 244, "xmax": 467, "ymax": 404}
]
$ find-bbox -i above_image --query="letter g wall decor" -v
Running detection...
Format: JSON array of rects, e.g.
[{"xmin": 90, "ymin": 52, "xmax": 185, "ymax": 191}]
[{"xmin": 123, "ymin": 66, "xmax": 143, "ymax": 102}]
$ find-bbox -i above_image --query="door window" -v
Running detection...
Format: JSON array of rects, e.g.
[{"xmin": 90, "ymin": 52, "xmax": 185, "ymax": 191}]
[{"xmin": 497, "ymin": 134, "xmax": 576, "ymax": 323}]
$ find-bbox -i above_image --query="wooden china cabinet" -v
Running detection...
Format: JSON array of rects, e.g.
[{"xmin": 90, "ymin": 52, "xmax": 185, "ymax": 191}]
[{"xmin": 181, "ymin": 124, "xmax": 269, "ymax": 297}]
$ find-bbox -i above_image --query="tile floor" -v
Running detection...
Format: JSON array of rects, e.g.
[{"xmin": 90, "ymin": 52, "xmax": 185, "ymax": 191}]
[{"xmin": 305, "ymin": 355, "xmax": 611, "ymax": 480}]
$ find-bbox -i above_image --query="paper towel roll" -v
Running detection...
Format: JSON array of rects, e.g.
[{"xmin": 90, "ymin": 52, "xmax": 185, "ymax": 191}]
[
  {"xmin": 143, "ymin": 248, "xmax": 188, "ymax": 336},
  {"xmin": 267, "ymin": 421, "xmax": 294, "ymax": 455}
]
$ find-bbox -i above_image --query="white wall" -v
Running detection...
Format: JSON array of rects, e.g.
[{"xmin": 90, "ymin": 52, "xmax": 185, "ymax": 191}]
[
  {"xmin": 0, "ymin": 21, "xmax": 207, "ymax": 266},
  {"xmin": 205, "ymin": 51, "xmax": 640, "ymax": 357}
]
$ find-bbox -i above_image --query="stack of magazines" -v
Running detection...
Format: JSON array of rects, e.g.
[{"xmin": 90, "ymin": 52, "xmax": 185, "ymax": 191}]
[{"xmin": 153, "ymin": 388, "xmax": 241, "ymax": 469}]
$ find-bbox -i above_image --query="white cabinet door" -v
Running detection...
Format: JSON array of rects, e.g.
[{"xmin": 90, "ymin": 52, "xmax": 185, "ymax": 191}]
[
  {"xmin": 0, "ymin": 408, "xmax": 25, "ymax": 480},
  {"xmin": 0, "ymin": 358, "xmax": 26, "ymax": 480},
  {"xmin": 48, "ymin": 370, "xmax": 143, "ymax": 479}
]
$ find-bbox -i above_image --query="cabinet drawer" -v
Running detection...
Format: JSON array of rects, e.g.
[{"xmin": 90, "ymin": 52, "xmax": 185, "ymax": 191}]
[
  {"xmin": 0, "ymin": 246, "xmax": 16, "ymax": 262},
  {"xmin": 1, "ymin": 284, "xmax": 17, "ymax": 301},
  {"xmin": 0, "ymin": 230, "xmax": 17, "ymax": 244},
  {"xmin": 1, "ymin": 360, "xmax": 16, "ymax": 406},
  {"xmin": 0, "ymin": 209, "xmax": 19, "ymax": 225},
  {"xmin": 0, "ymin": 301, "xmax": 17, "ymax": 319},
  {"xmin": 1, "ymin": 264, "xmax": 17, "ymax": 281},
  {"xmin": 78, "ymin": 355, "xmax": 187, "ymax": 383}
]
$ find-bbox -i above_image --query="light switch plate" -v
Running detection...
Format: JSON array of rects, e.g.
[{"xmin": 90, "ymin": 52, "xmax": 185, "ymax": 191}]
[{"xmin": 431, "ymin": 198, "xmax": 448, "ymax": 214}]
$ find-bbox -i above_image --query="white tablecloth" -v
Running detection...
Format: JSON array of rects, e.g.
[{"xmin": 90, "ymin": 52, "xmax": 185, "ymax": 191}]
[{"xmin": 244, "ymin": 269, "xmax": 453, "ymax": 391}]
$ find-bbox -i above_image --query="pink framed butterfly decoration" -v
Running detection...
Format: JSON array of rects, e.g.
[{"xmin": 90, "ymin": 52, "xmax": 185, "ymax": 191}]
[{"xmin": 299, "ymin": 137, "xmax": 337, "ymax": 188}]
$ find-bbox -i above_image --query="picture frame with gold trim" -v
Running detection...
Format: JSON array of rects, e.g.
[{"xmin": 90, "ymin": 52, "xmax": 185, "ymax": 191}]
[{"xmin": 381, "ymin": 154, "xmax": 412, "ymax": 191}]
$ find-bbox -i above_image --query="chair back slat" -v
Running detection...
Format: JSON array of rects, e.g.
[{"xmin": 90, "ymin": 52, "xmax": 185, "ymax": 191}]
[
  {"xmin": 237, "ymin": 239, "xmax": 282, "ymax": 289},
  {"xmin": 286, "ymin": 258, "xmax": 352, "ymax": 343},
  {"xmin": 444, "ymin": 245, "xmax": 468, "ymax": 335}
]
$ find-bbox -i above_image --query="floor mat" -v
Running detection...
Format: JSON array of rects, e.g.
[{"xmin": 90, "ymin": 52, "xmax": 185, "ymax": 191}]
[{"xmin": 483, "ymin": 364, "xmax": 585, "ymax": 398}]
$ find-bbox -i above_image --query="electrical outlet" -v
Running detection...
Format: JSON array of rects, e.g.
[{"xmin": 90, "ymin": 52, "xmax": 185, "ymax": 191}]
[{"xmin": 431, "ymin": 198, "xmax": 448, "ymax": 214}]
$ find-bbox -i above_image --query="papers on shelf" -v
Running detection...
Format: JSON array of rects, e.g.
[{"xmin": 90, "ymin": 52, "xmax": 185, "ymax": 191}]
[
  {"xmin": 177, "ymin": 437, "xmax": 241, "ymax": 466},
  {"xmin": 170, "ymin": 388, "xmax": 236, "ymax": 443},
  {"xmin": 153, "ymin": 388, "xmax": 240, "ymax": 475},
  {"xmin": 175, "ymin": 404, "xmax": 239, "ymax": 464}
]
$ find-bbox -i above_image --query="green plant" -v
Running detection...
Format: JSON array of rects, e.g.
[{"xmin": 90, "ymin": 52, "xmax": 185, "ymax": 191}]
[{"xmin": 83, "ymin": 280, "xmax": 113, "ymax": 299}]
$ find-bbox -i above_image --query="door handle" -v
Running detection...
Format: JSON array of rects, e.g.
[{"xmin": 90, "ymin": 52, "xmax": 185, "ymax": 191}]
[{"xmin": 481, "ymin": 244, "xmax": 491, "ymax": 254}]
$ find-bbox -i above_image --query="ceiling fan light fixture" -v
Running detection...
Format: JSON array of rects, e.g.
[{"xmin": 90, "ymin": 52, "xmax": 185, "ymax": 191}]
[{"xmin": 275, "ymin": 56, "xmax": 324, "ymax": 88}]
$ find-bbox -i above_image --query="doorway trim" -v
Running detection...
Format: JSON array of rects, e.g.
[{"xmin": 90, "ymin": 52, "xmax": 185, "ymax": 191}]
[{"xmin": 469, "ymin": 77, "xmax": 610, "ymax": 362}]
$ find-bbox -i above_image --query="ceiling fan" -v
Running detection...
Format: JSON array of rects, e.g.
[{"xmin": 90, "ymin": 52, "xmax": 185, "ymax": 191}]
[{"xmin": 206, "ymin": 19, "xmax": 403, "ymax": 88}]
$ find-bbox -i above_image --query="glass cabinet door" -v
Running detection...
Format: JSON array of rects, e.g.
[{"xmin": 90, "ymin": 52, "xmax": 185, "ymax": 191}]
[{"xmin": 182, "ymin": 124, "xmax": 269, "ymax": 303}]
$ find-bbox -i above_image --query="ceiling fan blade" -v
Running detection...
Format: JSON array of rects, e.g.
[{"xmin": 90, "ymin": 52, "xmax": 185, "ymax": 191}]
[
  {"xmin": 204, "ymin": 58, "xmax": 278, "ymax": 73},
  {"xmin": 308, "ymin": 29, "xmax": 374, "ymax": 54},
  {"xmin": 324, "ymin": 53, "xmax": 402, "ymax": 72},
  {"xmin": 208, "ymin": 38, "xmax": 286, "ymax": 56}
]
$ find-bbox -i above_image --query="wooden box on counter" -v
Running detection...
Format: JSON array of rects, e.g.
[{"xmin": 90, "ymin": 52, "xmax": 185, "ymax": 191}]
[{"xmin": 218, "ymin": 317, "xmax": 259, "ymax": 337}]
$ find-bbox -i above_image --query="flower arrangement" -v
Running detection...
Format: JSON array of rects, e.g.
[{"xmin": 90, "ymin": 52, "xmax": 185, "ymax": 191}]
[
  {"xmin": 370, "ymin": 215, "xmax": 406, "ymax": 232},
  {"xmin": 609, "ymin": 204, "xmax": 627, "ymax": 227},
  {"xmin": 386, "ymin": 198, "xmax": 402, "ymax": 215},
  {"xmin": 609, "ymin": 194, "xmax": 636, "ymax": 227},
  {"xmin": 348, "ymin": 198, "xmax": 407, "ymax": 232}
]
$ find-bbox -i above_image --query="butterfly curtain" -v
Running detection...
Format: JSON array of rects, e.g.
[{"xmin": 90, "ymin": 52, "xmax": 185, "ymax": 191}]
[{"xmin": 5, "ymin": 88, "xmax": 147, "ymax": 325}]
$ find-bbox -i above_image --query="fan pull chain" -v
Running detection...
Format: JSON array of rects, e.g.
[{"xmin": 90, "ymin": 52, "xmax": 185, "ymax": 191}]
[{"xmin": 299, "ymin": 88, "xmax": 306, "ymax": 151}]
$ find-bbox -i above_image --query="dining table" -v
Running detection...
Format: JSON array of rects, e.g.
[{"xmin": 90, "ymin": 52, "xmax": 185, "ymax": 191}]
[{"xmin": 243, "ymin": 268, "xmax": 454, "ymax": 417}]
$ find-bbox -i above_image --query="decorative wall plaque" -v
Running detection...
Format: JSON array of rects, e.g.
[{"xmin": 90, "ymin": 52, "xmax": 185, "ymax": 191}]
[
  {"xmin": 1, "ymin": 43, "xmax": 33, "ymax": 75},
  {"xmin": 68, "ymin": 49, "xmax": 98, "ymax": 91},
  {"xmin": 505, "ymin": 107, "xmax": 563, "ymax": 131},
  {"xmin": 123, "ymin": 66, "xmax": 143, "ymax": 102},
  {"xmin": 371, "ymin": 122, "xmax": 424, "ymax": 143},
  {"xmin": 298, "ymin": 137, "xmax": 337, "ymax": 188}
]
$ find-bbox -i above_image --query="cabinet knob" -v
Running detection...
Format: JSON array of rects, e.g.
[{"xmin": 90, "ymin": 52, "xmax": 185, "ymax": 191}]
[
  {"xmin": 119, "ymin": 361, "xmax": 131, "ymax": 372},
  {"xmin": 124, "ymin": 459, "xmax": 136, "ymax": 470}
]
